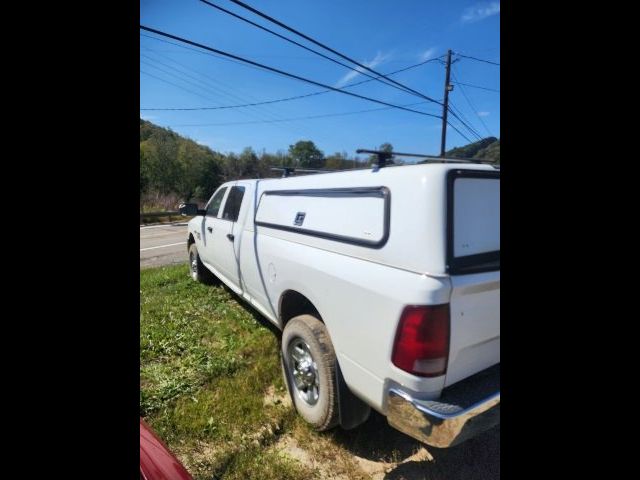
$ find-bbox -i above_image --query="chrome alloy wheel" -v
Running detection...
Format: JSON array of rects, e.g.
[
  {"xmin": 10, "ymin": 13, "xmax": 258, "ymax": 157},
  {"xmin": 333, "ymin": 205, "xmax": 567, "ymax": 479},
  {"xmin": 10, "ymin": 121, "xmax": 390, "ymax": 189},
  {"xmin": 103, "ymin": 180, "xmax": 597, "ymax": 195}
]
[
  {"xmin": 190, "ymin": 251, "xmax": 198, "ymax": 275},
  {"xmin": 287, "ymin": 338, "xmax": 320, "ymax": 406}
]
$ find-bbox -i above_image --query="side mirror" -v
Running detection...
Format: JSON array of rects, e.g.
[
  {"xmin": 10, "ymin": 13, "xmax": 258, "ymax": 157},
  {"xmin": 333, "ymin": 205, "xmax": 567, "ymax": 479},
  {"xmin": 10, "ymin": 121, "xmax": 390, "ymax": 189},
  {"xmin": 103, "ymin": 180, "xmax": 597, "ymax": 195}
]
[{"xmin": 178, "ymin": 203, "xmax": 199, "ymax": 216}]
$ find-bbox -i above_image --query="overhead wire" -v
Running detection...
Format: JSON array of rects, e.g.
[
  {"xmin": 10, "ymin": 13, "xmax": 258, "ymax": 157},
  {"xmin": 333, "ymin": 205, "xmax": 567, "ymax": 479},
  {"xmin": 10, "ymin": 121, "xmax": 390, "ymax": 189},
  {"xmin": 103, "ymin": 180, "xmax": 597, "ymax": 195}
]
[
  {"xmin": 451, "ymin": 66, "xmax": 494, "ymax": 137},
  {"xmin": 140, "ymin": 50, "xmax": 325, "ymax": 142},
  {"xmin": 455, "ymin": 53, "xmax": 500, "ymax": 66},
  {"xmin": 169, "ymin": 101, "xmax": 431, "ymax": 127},
  {"xmin": 139, "ymin": 26, "xmax": 443, "ymax": 120},
  {"xmin": 140, "ymin": 35, "xmax": 444, "ymax": 110},
  {"xmin": 223, "ymin": 0, "xmax": 444, "ymax": 106},
  {"xmin": 199, "ymin": 0, "xmax": 433, "ymax": 101}
]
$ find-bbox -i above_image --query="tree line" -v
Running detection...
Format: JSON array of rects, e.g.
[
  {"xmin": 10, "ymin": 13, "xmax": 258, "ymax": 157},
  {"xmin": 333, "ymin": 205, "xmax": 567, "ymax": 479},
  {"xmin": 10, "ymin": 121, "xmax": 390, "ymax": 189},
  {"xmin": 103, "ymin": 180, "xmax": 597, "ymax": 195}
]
[
  {"xmin": 141, "ymin": 119, "xmax": 375, "ymax": 207},
  {"xmin": 140, "ymin": 118, "xmax": 499, "ymax": 209}
]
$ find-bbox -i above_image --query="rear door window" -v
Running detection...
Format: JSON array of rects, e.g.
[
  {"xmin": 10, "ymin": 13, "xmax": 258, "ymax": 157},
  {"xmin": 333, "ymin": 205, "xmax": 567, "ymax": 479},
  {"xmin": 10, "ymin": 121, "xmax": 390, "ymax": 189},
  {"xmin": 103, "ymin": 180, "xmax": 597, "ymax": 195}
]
[{"xmin": 222, "ymin": 186, "xmax": 246, "ymax": 222}]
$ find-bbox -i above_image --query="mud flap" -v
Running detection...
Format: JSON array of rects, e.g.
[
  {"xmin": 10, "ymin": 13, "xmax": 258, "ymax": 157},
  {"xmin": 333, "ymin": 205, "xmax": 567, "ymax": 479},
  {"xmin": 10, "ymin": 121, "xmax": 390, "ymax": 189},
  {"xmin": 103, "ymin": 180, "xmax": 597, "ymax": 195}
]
[{"xmin": 335, "ymin": 359, "xmax": 371, "ymax": 430}]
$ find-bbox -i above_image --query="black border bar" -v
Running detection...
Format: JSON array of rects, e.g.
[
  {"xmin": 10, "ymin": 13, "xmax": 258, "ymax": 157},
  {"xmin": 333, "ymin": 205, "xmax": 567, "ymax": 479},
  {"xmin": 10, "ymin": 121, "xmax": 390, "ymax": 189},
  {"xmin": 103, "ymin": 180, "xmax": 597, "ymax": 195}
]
[{"xmin": 446, "ymin": 170, "xmax": 500, "ymax": 275}]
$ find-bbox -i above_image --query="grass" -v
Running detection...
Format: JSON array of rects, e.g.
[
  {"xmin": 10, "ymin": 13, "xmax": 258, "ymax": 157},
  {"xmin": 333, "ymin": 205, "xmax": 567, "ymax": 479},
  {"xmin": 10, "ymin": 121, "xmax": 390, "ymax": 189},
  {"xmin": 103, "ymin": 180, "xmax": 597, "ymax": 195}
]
[
  {"xmin": 140, "ymin": 264, "xmax": 500, "ymax": 480},
  {"xmin": 140, "ymin": 264, "xmax": 305, "ymax": 479},
  {"xmin": 140, "ymin": 264, "xmax": 392, "ymax": 480}
]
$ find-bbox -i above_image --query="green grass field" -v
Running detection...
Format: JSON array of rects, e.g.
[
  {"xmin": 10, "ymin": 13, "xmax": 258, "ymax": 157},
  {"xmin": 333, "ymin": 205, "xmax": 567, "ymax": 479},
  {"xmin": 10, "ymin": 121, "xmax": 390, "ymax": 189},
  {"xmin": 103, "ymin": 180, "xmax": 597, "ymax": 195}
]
[
  {"xmin": 140, "ymin": 264, "xmax": 313, "ymax": 479},
  {"xmin": 140, "ymin": 264, "xmax": 500, "ymax": 480}
]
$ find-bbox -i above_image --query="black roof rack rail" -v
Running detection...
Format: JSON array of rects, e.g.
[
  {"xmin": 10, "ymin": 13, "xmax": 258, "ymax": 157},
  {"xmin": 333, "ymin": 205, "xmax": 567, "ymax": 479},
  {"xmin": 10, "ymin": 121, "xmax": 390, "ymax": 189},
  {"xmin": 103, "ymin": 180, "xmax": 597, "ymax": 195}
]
[
  {"xmin": 356, "ymin": 149, "xmax": 393, "ymax": 169},
  {"xmin": 356, "ymin": 149, "xmax": 498, "ymax": 168},
  {"xmin": 271, "ymin": 166, "xmax": 335, "ymax": 178},
  {"xmin": 271, "ymin": 153, "xmax": 499, "ymax": 178}
]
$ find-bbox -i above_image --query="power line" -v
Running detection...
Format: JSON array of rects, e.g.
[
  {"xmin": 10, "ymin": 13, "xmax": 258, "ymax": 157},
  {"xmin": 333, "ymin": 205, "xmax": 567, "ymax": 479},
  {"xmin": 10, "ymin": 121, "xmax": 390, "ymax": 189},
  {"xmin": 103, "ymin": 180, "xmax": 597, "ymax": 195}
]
[
  {"xmin": 140, "ymin": 32, "xmax": 333, "ymax": 143},
  {"xmin": 436, "ymin": 50, "xmax": 482, "ymax": 144},
  {"xmin": 446, "ymin": 121, "xmax": 474, "ymax": 144},
  {"xmin": 141, "ymin": 52, "xmax": 322, "ymax": 142},
  {"xmin": 447, "ymin": 105, "xmax": 483, "ymax": 141},
  {"xmin": 139, "ymin": 69, "xmax": 223, "ymax": 105},
  {"xmin": 140, "ymin": 38, "xmax": 444, "ymax": 110},
  {"xmin": 225, "ymin": 0, "xmax": 443, "ymax": 106},
  {"xmin": 451, "ymin": 81, "xmax": 499, "ymax": 93},
  {"xmin": 199, "ymin": 0, "xmax": 429, "ymax": 101},
  {"xmin": 142, "ymin": 60, "xmax": 458, "ymax": 141},
  {"xmin": 158, "ymin": 101, "xmax": 472, "ymax": 145},
  {"xmin": 451, "ymin": 67, "xmax": 493, "ymax": 137},
  {"xmin": 140, "ymin": 32, "xmax": 273, "ymax": 76},
  {"xmin": 170, "ymin": 101, "xmax": 431, "ymax": 126},
  {"xmin": 140, "ymin": 27, "xmax": 463, "ymax": 144},
  {"xmin": 141, "ymin": 50, "xmax": 330, "ymax": 142},
  {"xmin": 449, "ymin": 102, "xmax": 483, "ymax": 140},
  {"xmin": 443, "ymin": 84, "xmax": 483, "ymax": 141},
  {"xmin": 139, "ymin": 25, "xmax": 442, "ymax": 120},
  {"xmin": 141, "ymin": 32, "xmax": 443, "ymax": 97},
  {"xmin": 140, "ymin": 57, "xmax": 225, "ymax": 103},
  {"xmin": 456, "ymin": 53, "xmax": 500, "ymax": 66},
  {"xmin": 139, "ymin": 55, "xmax": 443, "ymax": 111},
  {"xmin": 140, "ymin": 91, "xmax": 324, "ymax": 111}
]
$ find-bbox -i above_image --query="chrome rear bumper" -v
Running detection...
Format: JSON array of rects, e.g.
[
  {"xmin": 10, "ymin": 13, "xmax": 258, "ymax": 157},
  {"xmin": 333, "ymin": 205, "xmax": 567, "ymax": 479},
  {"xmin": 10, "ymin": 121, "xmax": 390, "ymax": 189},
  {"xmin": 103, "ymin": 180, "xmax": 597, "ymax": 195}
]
[{"xmin": 386, "ymin": 388, "xmax": 500, "ymax": 448}]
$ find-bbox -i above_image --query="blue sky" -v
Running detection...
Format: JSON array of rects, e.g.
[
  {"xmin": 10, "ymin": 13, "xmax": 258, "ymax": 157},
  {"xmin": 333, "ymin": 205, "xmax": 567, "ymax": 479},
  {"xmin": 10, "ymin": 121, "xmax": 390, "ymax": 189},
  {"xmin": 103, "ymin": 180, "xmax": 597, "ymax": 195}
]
[{"xmin": 140, "ymin": 0, "xmax": 500, "ymax": 159}]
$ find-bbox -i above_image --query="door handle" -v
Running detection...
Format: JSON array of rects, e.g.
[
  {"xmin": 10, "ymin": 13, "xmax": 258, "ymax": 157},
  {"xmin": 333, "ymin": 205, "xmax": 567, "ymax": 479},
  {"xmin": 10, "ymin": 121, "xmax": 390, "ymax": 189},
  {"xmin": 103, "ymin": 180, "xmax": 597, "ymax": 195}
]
[
  {"xmin": 227, "ymin": 233, "xmax": 235, "ymax": 241},
  {"xmin": 207, "ymin": 226, "xmax": 213, "ymax": 233}
]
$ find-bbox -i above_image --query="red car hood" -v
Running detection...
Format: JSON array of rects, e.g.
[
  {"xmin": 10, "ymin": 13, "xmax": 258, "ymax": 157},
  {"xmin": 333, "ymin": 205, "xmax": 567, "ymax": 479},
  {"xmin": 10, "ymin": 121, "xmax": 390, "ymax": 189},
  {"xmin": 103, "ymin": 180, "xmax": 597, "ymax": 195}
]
[{"xmin": 140, "ymin": 418, "xmax": 192, "ymax": 480}]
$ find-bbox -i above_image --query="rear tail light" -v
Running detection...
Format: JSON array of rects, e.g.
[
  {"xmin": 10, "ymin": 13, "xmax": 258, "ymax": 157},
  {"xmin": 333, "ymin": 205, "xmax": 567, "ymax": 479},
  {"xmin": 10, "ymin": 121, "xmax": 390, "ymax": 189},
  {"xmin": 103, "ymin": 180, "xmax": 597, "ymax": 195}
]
[{"xmin": 391, "ymin": 305, "xmax": 450, "ymax": 377}]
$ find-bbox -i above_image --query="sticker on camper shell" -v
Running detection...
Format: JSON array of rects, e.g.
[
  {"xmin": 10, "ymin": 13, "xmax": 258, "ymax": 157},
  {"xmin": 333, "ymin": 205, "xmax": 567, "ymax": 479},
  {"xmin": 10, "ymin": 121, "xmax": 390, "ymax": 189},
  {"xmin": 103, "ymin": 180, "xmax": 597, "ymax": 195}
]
[{"xmin": 294, "ymin": 212, "xmax": 306, "ymax": 226}]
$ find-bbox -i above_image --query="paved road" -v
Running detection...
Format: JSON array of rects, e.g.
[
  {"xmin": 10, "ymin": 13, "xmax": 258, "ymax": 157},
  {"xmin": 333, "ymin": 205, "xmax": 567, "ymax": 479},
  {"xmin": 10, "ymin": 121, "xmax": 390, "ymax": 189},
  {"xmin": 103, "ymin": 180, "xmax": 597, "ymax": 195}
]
[{"xmin": 140, "ymin": 223, "xmax": 189, "ymax": 269}]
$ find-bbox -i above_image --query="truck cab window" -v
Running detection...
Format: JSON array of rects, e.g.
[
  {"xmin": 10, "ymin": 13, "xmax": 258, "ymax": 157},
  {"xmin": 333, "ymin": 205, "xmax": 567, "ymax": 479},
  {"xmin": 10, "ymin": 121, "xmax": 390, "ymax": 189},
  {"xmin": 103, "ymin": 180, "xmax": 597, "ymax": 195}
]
[
  {"xmin": 206, "ymin": 187, "xmax": 227, "ymax": 217},
  {"xmin": 222, "ymin": 186, "xmax": 245, "ymax": 222}
]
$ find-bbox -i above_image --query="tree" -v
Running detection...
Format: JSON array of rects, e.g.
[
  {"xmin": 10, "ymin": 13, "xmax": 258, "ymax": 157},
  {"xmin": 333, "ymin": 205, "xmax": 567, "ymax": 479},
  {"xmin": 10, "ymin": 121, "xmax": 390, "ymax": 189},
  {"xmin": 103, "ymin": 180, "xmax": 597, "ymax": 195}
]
[
  {"xmin": 222, "ymin": 153, "xmax": 241, "ymax": 182},
  {"xmin": 239, "ymin": 147, "xmax": 260, "ymax": 178},
  {"xmin": 368, "ymin": 142, "xmax": 395, "ymax": 166},
  {"xmin": 446, "ymin": 137, "xmax": 497, "ymax": 159},
  {"xmin": 197, "ymin": 154, "xmax": 224, "ymax": 201},
  {"xmin": 140, "ymin": 147, "xmax": 151, "ymax": 197},
  {"xmin": 258, "ymin": 150, "xmax": 288, "ymax": 178},
  {"xmin": 325, "ymin": 151, "xmax": 353, "ymax": 170},
  {"xmin": 175, "ymin": 141, "xmax": 203, "ymax": 201},
  {"xmin": 288, "ymin": 140, "xmax": 324, "ymax": 168}
]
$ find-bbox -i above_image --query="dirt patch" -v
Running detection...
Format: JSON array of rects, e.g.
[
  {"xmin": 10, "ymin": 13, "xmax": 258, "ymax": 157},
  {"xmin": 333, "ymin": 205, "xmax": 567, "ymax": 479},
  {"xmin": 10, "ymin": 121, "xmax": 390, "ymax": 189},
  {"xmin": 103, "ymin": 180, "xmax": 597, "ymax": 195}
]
[
  {"xmin": 353, "ymin": 446, "xmax": 434, "ymax": 480},
  {"xmin": 263, "ymin": 384, "xmax": 292, "ymax": 408},
  {"xmin": 173, "ymin": 440, "xmax": 223, "ymax": 478},
  {"xmin": 274, "ymin": 435, "xmax": 350, "ymax": 479},
  {"xmin": 273, "ymin": 433, "xmax": 437, "ymax": 480}
]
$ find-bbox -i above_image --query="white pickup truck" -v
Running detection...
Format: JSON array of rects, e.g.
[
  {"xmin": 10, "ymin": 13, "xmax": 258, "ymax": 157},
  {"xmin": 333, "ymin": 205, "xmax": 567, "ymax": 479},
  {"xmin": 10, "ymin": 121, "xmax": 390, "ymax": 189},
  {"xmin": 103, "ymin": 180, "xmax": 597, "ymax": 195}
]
[{"xmin": 180, "ymin": 159, "xmax": 500, "ymax": 447}]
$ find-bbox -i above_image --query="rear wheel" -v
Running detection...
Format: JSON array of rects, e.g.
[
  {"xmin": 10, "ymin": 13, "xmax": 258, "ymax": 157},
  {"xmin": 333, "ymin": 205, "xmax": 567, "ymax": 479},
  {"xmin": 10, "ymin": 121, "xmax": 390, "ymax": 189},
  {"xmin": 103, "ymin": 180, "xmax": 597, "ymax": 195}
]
[
  {"xmin": 281, "ymin": 314, "xmax": 339, "ymax": 431},
  {"xmin": 188, "ymin": 243, "xmax": 214, "ymax": 283}
]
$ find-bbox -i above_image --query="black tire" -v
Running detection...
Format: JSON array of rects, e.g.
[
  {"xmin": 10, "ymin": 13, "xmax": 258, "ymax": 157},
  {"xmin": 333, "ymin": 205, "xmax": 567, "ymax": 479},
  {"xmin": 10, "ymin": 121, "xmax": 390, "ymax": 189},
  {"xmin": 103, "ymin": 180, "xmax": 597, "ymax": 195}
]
[
  {"xmin": 188, "ymin": 243, "xmax": 214, "ymax": 284},
  {"xmin": 281, "ymin": 314, "xmax": 339, "ymax": 431}
]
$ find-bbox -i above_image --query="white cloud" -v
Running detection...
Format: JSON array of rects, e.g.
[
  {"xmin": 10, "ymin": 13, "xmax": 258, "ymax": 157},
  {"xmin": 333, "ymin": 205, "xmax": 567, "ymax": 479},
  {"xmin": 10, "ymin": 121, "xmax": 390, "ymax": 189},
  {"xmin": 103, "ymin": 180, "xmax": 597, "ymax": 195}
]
[
  {"xmin": 196, "ymin": 140, "xmax": 208, "ymax": 146},
  {"xmin": 418, "ymin": 47, "xmax": 437, "ymax": 62},
  {"xmin": 334, "ymin": 51, "xmax": 392, "ymax": 87},
  {"xmin": 478, "ymin": 111, "xmax": 490, "ymax": 117},
  {"xmin": 461, "ymin": 2, "xmax": 500, "ymax": 23},
  {"xmin": 140, "ymin": 113, "xmax": 157, "ymax": 121}
]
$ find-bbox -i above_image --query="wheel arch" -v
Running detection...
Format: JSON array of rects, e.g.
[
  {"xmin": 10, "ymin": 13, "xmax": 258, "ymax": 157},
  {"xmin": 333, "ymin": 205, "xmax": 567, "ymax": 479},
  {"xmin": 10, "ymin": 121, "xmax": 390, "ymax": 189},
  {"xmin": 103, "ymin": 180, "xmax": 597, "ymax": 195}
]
[
  {"xmin": 278, "ymin": 289, "xmax": 323, "ymax": 329},
  {"xmin": 278, "ymin": 288, "xmax": 371, "ymax": 430}
]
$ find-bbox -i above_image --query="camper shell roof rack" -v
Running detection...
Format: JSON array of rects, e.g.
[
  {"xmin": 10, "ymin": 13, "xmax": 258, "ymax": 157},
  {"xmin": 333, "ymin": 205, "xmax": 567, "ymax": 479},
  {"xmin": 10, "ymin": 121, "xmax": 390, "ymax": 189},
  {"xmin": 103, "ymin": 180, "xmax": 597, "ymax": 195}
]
[
  {"xmin": 271, "ymin": 150, "xmax": 499, "ymax": 178},
  {"xmin": 271, "ymin": 167, "xmax": 335, "ymax": 178},
  {"xmin": 356, "ymin": 149, "xmax": 499, "ymax": 169}
]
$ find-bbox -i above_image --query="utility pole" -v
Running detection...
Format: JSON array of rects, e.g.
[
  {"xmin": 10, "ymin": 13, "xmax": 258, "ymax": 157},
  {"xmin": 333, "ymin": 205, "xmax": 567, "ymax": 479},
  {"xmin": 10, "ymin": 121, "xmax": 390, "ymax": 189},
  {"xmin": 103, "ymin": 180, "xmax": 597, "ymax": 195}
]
[{"xmin": 440, "ymin": 49, "xmax": 453, "ymax": 157}]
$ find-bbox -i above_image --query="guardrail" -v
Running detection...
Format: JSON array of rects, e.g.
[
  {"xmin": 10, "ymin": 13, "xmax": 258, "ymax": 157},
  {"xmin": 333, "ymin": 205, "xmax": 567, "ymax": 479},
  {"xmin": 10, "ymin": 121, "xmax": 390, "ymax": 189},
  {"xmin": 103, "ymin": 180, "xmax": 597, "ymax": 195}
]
[
  {"xmin": 140, "ymin": 211, "xmax": 180, "ymax": 219},
  {"xmin": 140, "ymin": 211, "xmax": 185, "ymax": 224}
]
